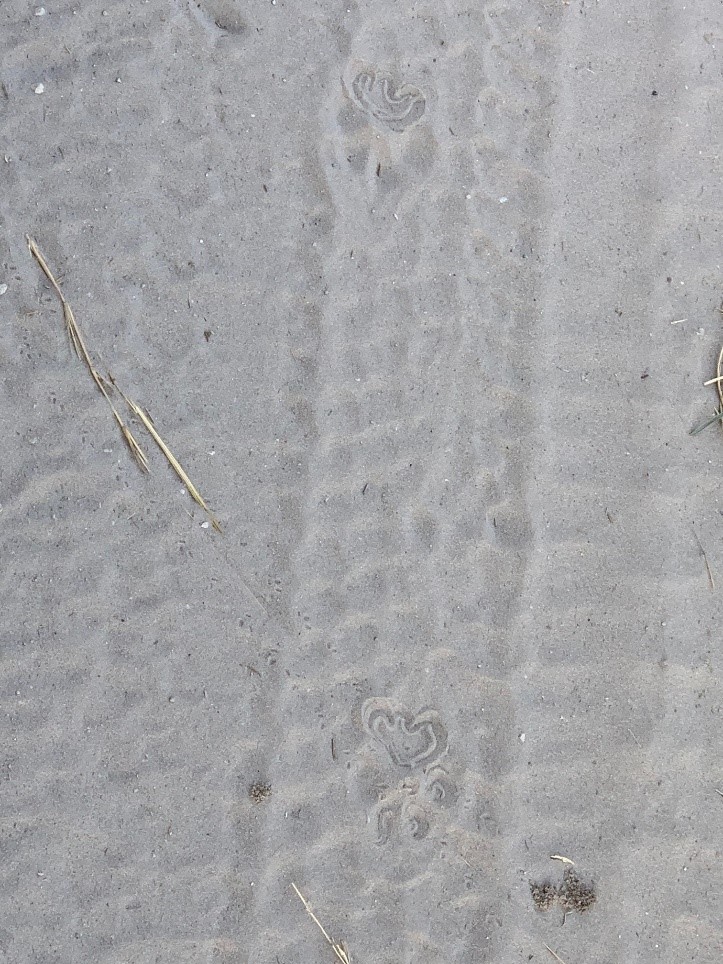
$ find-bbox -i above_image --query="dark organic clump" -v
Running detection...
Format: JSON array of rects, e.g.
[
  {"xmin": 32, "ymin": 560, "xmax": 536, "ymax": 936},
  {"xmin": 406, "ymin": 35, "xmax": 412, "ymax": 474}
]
[
  {"xmin": 249, "ymin": 781, "xmax": 272, "ymax": 804},
  {"xmin": 559, "ymin": 869, "xmax": 596, "ymax": 913},
  {"xmin": 530, "ymin": 880, "xmax": 558, "ymax": 912},
  {"xmin": 530, "ymin": 867, "xmax": 596, "ymax": 914}
]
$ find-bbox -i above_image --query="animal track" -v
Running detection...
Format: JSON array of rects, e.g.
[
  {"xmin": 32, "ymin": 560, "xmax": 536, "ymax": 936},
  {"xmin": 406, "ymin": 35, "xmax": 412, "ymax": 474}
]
[
  {"xmin": 423, "ymin": 764, "xmax": 459, "ymax": 808},
  {"xmin": 403, "ymin": 802, "xmax": 430, "ymax": 840},
  {"xmin": 362, "ymin": 698, "xmax": 448, "ymax": 768},
  {"xmin": 360, "ymin": 699, "xmax": 461, "ymax": 847},
  {"xmin": 374, "ymin": 797, "xmax": 430, "ymax": 844},
  {"xmin": 348, "ymin": 65, "xmax": 426, "ymax": 132},
  {"xmin": 376, "ymin": 802, "xmax": 398, "ymax": 845}
]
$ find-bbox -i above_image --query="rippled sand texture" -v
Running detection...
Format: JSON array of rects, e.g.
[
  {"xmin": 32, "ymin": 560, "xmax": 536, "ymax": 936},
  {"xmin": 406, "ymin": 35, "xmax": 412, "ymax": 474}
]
[{"xmin": 1, "ymin": 0, "xmax": 723, "ymax": 962}]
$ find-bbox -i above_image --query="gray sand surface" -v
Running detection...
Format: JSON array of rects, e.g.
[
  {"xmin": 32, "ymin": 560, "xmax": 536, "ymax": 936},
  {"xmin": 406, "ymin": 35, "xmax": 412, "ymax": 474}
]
[{"xmin": 2, "ymin": 1, "xmax": 723, "ymax": 962}]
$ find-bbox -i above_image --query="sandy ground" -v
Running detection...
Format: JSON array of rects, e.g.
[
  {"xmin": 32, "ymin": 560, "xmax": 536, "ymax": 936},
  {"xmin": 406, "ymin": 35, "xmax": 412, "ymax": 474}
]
[{"xmin": 2, "ymin": 1, "xmax": 723, "ymax": 962}]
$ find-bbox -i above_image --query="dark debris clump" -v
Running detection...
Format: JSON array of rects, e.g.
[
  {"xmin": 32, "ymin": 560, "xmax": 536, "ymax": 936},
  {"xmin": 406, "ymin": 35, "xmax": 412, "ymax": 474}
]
[
  {"xmin": 249, "ymin": 781, "xmax": 272, "ymax": 804},
  {"xmin": 530, "ymin": 867, "xmax": 596, "ymax": 914},
  {"xmin": 530, "ymin": 880, "xmax": 558, "ymax": 912},
  {"xmin": 559, "ymin": 869, "xmax": 597, "ymax": 913}
]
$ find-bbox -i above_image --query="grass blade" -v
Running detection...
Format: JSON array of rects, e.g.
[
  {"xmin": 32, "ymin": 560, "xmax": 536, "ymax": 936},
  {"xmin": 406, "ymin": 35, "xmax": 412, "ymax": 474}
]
[{"xmin": 689, "ymin": 407, "xmax": 723, "ymax": 436}]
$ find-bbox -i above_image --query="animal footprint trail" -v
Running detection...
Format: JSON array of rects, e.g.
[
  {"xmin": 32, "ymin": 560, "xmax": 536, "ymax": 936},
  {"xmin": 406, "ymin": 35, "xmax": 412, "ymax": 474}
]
[{"xmin": 288, "ymin": 7, "xmax": 558, "ymax": 953}]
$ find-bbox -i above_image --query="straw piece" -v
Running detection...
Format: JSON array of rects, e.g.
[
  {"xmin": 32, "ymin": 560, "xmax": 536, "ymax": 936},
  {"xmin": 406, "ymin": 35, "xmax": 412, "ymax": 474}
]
[
  {"xmin": 291, "ymin": 883, "xmax": 351, "ymax": 964},
  {"xmin": 544, "ymin": 944, "xmax": 569, "ymax": 964}
]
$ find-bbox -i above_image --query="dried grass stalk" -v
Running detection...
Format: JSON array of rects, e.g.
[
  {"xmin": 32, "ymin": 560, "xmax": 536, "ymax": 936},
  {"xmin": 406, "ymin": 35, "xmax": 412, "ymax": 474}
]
[
  {"xmin": 28, "ymin": 235, "xmax": 149, "ymax": 471},
  {"xmin": 110, "ymin": 378, "xmax": 221, "ymax": 533},
  {"xmin": 28, "ymin": 235, "xmax": 221, "ymax": 531},
  {"xmin": 292, "ymin": 883, "xmax": 351, "ymax": 964}
]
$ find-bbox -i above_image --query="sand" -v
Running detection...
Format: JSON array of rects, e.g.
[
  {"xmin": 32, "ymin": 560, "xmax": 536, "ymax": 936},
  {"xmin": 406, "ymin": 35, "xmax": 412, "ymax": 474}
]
[{"xmin": 1, "ymin": 1, "xmax": 722, "ymax": 962}]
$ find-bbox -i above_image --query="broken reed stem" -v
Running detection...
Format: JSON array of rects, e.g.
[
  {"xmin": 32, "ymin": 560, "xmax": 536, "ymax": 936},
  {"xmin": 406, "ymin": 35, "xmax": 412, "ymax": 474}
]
[
  {"xmin": 27, "ymin": 235, "xmax": 221, "ymax": 530},
  {"xmin": 291, "ymin": 883, "xmax": 351, "ymax": 964}
]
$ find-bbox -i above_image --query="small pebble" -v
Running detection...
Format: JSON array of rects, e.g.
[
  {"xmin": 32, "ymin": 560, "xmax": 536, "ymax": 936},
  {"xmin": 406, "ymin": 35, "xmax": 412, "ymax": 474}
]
[
  {"xmin": 35, "ymin": 7, "xmax": 46, "ymax": 15},
  {"xmin": 34, "ymin": 83, "xmax": 44, "ymax": 94},
  {"xmin": 0, "ymin": 284, "xmax": 7, "ymax": 296}
]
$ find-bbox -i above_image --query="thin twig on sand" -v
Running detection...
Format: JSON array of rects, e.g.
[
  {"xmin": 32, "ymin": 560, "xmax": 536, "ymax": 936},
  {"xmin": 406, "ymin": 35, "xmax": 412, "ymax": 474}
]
[
  {"xmin": 291, "ymin": 883, "xmax": 351, "ymax": 964},
  {"xmin": 544, "ymin": 943, "xmax": 569, "ymax": 964},
  {"xmin": 691, "ymin": 526, "xmax": 715, "ymax": 590}
]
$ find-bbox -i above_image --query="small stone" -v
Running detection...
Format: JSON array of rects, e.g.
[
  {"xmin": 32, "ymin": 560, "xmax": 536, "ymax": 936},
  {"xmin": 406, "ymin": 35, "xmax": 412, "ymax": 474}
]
[
  {"xmin": 35, "ymin": 7, "xmax": 46, "ymax": 15},
  {"xmin": 0, "ymin": 284, "xmax": 7, "ymax": 296},
  {"xmin": 34, "ymin": 83, "xmax": 45, "ymax": 94}
]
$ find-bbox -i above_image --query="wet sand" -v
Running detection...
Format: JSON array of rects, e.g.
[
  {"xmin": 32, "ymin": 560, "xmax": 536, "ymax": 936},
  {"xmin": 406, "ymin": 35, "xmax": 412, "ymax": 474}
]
[{"xmin": 1, "ymin": 1, "xmax": 722, "ymax": 962}]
